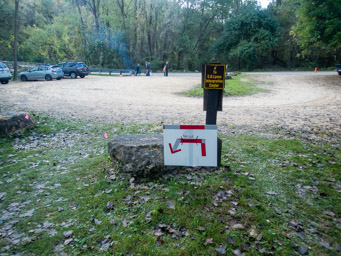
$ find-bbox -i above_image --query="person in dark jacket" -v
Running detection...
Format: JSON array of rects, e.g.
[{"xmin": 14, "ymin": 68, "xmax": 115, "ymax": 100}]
[
  {"xmin": 146, "ymin": 62, "xmax": 151, "ymax": 76},
  {"xmin": 135, "ymin": 64, "xmax": 140, "ymax": 76}
]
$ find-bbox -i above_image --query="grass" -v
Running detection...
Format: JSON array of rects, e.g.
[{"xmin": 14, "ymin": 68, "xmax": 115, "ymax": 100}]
[
  {"xmin": 183, "ymin": 74, "xmax": 269, "ymax": 97},
  {"xmin": 0, "ymin": 114, "xmax": 340, "ymax": 255}
]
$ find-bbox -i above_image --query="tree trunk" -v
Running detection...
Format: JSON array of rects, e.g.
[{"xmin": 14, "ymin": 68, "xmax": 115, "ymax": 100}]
[
  {"xmin": 92, "ymin": 0, "xmax": 100, "ymax": 31},
  {"xmin": 116, "ymin": 0, "xmax": 126, "ymax": 32},
  {"xmin": 76, "ymin": 0, "xmax": 88, "ymax": 61},
  {"xmin": 13, "ymin": 0, "xmax": 19, "ymax": 81},
  {"xmin": 162, "ymin": 30, "xmax": 168, "ymax": 61},
  {"xmin": 147, "ymin": 2, "xmax": 153, "ymax": 60},
  {"xmin": 139, "ymin": 0, "xmax": 146, "ymax": 60},
  {"xmin": 177, "ymin": 51, "xmax": 182, "ymax": 70},
  {"xmin": 84, "ymin": 0, "xmax": 100, "ymax": 32},
  {"xmin": 132, "ymin": 0, "xmax": 137, "ymax": 64}
]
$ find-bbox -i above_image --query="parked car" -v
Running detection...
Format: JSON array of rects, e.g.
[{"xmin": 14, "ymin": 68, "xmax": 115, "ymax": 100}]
[
  {"xmin": 336, "ymin": 64, "xmax": 341, "ymax": 76},
  {"xmin": 19, "ymin": 65, "xmax": 64, "ymax": 81},
  {"xmin": 0, "ymin": 62, "xmax": 12, "ymax": 84},
  {"xmin": 58, "ymin": 62, "xmax": 89, "ymax": 79}
]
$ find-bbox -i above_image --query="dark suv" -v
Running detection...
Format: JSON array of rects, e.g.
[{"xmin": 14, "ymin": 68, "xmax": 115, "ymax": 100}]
[{"xmin": 58, "ymin": 62, "xmax": 89, "ymax": 79}]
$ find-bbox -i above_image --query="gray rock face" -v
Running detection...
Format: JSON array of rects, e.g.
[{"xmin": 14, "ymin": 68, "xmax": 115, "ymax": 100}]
[
  {"xmin": 108, "ymin": 134, "xmax": 170, "ymax": 177},
  {"xmin": 0, "ymin": 113, "xmax": 34, "ymax": 137}
]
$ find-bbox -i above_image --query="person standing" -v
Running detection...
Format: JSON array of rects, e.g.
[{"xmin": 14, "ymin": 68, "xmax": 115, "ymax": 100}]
[
  {"xmin": 163, "ymin": 62, "xmax": 169, "ymax": 76},
  {"xmin": 146, "ymin": 61, "xmax": 150, "ymax": 76},
  {"xmin": 135, "ymin": 64, "xmax": 140, "ymax": 76}
]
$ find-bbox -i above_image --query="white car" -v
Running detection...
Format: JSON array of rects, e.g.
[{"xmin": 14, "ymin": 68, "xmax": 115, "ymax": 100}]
[
  {"xmin": 0, "ymin": 62, "xmax": 12, "ymax": 84},
  {"xmin": 19, "ymin": 65, "xmax": 64, "ymax": 81}
]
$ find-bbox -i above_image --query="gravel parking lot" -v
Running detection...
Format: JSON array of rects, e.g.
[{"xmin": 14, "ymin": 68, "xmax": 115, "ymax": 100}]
[{"xmin": 0, "ymin": 72, "xmax": 340, "ymax": 138}]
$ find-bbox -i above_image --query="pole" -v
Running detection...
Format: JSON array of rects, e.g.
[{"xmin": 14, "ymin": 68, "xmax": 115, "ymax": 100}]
[{"xmin": 205, "ymin": 90, "xmax": 219, "ymax": 125}]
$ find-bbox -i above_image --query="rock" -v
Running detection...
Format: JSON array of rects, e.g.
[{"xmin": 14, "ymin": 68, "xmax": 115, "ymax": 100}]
[
  {"xmin": 0, "ymin": 113, "xmax": 34, "ymax": 137},
  {"xmin": 108, "ymin": 134, "xmax": 175, "ymax": 178}
]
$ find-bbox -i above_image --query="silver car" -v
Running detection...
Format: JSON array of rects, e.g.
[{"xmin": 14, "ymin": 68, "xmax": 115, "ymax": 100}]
[
  {"xmin": 19, "ymin": 65, "xmax": 64, "ymax": 81},
  {"xmin": 0, "ymin": 62, "xmax": 12, "ymax": 84}
]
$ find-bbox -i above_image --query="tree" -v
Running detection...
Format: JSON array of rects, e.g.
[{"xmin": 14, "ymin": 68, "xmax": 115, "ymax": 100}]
[
  {"xmin": 83, "ymin": 0, "xmax": 101, "ymax": 31},
  {"xmin": 294, "ymin": 0, "xmax": 341, "ymax": 65},
  {"xmin": 13, "ymin": 0, "xmax": 19, "ymax": 80},
  {"xmin": 267, "ymin": 0, "xmax": 301, "ymax": 68},
  {"xmin": 212, "ymin": 2, "xmax": 280, "ymax": 70}
]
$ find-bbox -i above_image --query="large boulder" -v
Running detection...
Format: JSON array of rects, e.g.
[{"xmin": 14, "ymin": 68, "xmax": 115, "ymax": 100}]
[
  {"xmin": 0, "ymin": 113, "xmax": 34, "ymax": 137},
  {"xmin": 108, "ymin": 134, "xmax": 173, "ymax": 178}
]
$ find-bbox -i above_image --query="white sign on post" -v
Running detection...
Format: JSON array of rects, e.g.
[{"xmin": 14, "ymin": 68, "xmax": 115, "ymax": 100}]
[{"xmin": 163, "ymin": 125, "xmax": 217, "ymax": 167}]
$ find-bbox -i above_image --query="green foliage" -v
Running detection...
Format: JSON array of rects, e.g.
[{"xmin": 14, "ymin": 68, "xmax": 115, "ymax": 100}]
[
  {"xmin": 293, "ymin": 0, "xmax": 341, "ymax": 65},
  {"xmin": 212, "ymin": 2, "xmax": 281, "ymax": 70},
  {"xmin": 0, "ymin": 0, "xmax": 339, "ymax": 70}
]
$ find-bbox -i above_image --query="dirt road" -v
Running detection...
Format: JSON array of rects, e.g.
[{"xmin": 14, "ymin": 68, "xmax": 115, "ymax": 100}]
[{"xmin": 0, "ymin": 72, "xmax": 340, "ymax": 136}]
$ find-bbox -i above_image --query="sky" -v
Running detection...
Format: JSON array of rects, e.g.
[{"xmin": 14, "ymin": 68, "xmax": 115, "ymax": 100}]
[{"xmin": 259, "ymin": 0, "xmax": 272, "ymax": 8}]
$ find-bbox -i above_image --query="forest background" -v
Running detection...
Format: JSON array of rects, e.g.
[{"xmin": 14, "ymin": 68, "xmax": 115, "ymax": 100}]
[{"xmin": 0, "ymin": 0, "xmax": 340, "ymax": 72}]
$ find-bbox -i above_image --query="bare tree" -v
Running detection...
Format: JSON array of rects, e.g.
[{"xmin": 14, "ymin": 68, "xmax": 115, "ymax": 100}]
[
  {"xmin": 116, "ymin": 0, "xmax": 127, "ymax": 32},
  {"xmin": 132, "ymin": 0, "xmax": 137, "ymax": 64},
  {"xmin": 13, "ymin": 0, "xmax": 19, "ymax": 80},
  {"xmin": 84, "ymin": 0, "xmax": 101, "ymax": 31}
]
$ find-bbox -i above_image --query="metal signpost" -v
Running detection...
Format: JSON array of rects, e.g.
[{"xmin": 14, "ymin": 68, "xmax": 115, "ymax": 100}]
[{"xmin": 202, "ymin": 64, "xmax": 226, "ymax": 125}]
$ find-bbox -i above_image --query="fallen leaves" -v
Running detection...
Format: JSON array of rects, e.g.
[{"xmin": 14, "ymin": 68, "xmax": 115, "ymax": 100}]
[
  {"xmin": 226, "ymin": 236, "xmax": 235, "ymax": 245},
  {"xmin": 232, "ymin": 224, "xmax": 244, "ymax": 230},
  {"xmin": 323, "ymin": 210, "xmax": 336, "ymax": 217},
  {"xmin": 100, "ymin": 235, "xmax": 114, "ymax": 251},
  {"xmin": 64, "ymin": 238, "xmax": 73, "ymax": 245},
  {"xmin": 213, "ymin": 190, "xmax": 234, "ymax": 207},
  {"xmin": 166, "ymin": 201, "xmax": 175, "ymax": 210},
  {"xmin": 233, "ymin": 248, "xmax": 245, "ymax": 256},
  {"xmin": 215, "ymin": 244, "xmax": 227, "ymax": 255},
  {"xmin": 19, "ymin": 209, "xmax": 34, "ymax": 218},
  {"xmin": 63, "ymin": 230, "xmax": 73, "ymax": 238},
  {"xmin": 153, "ymin": 223, "xmax": 188, "ymax": 240},
  {"xmin": 106, "ymin": 201, "xmax": 114, "ymax": 211},
  {"xmin": 0, "ymin": 192, "xmax": 6, "ymax": 201},
  {"xmin": 122, "ymin": 219, "xmax": 129, "ymax": 228},
  {"xmin": 296, "ymin": 246, "xmax": 309, "ymax": 255},
  {"xmin": 69, "ymin": 203, "xmax": 78, "ymax": 210},
  {"xmin": 266, "ymin": 191, "xmax": 279, "ymax": 196}
]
